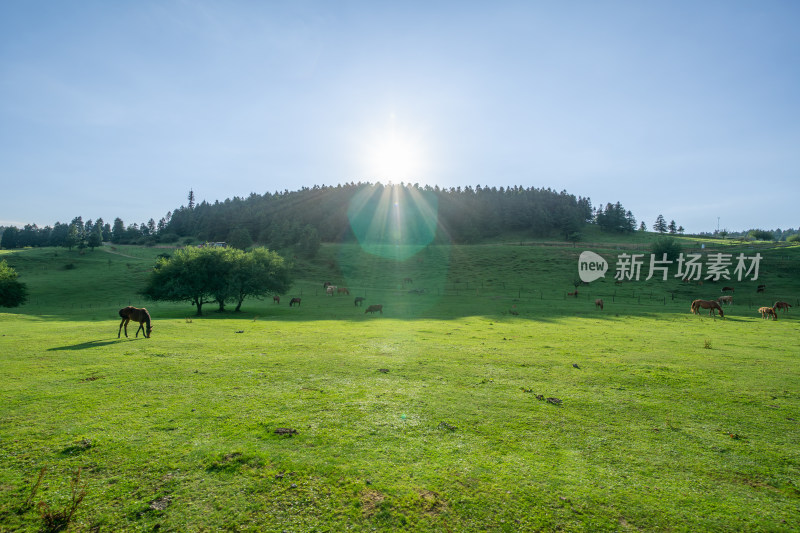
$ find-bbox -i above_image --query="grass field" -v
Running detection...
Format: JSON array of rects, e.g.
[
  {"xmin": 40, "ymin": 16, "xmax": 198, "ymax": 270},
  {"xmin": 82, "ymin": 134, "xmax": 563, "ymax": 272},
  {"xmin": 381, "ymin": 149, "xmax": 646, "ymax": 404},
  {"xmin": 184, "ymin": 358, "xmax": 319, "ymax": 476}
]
[{"xmin": 1, "ymin": 240, "xmax": 799, "ymax": 531}]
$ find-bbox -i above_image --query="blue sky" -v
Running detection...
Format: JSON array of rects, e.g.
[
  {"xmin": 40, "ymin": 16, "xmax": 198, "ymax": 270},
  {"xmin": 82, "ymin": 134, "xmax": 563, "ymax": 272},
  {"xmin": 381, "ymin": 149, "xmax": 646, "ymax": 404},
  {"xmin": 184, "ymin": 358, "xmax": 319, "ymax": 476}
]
[{"xmin": 1, "ymin": 1, "xmax": 798, "ymax": 234}]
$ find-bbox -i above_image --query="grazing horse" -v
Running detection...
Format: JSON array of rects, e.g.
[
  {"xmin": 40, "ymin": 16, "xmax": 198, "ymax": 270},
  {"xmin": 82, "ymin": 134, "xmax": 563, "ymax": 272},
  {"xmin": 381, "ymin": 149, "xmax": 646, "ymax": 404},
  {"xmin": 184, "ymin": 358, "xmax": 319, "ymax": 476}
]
[
  {"xmin": 759, "ymin": 306, "xmax": 777, "ymax": 320},
  {"xmin": 690, "ymin": 299, "xmax": 724, "ymax": 318},
  {"xmin": 567, "ymin": 290, "xmax": 578, "ymax": 297},
  {"xmin": 595, "ymin": 299, "xmax": 603, "ymax": 310},
  {"xmin": 326, "ymin": 285, "xmax": 336, "ymax": 296},
  {"xmin": 337, "ymin": 287, "xmax": 350, "ymax": 295},
  {"xmin": 774, "ymin": 301, "xmax": 792, "ymax": 313},
  {"xmin": 757, "ymin": 284, "xmax": 766, "ymax": 293},
  {"xmin": 289, "ymin": 297, "xmax": 301, "ymax": 307},
  {"xmin": 354, "ymin": 296, "xmax": 365, "ymax": 307},
  {"xmin": 118, "ymin": 306, "xmax": 152, "ymax": 338},
  {"xmin": 717, "ymin": 295, "xmax": 733, "ymax": 305},
  {"xmin": 403, "ymin": 277, "xmax": 413, "ymax": 284},
  {"xmin": 273, "ymin": 295, "xmax": 280, "ymax": 304},
  {"xmin": 721, "ymin": 286, "xmax": 734, "ymax": 293},
  {"xmin": 365, "ymin": 304, "xmax": 383, "ymax": 315}
]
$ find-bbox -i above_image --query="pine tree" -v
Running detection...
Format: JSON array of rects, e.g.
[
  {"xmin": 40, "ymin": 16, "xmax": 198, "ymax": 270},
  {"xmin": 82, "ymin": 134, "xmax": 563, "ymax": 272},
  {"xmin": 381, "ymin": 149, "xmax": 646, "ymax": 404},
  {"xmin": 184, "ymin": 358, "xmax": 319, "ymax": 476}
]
[
  {"xmin": 668, "ymin": 220, "xmax": 677, "ymax": 234},
  {"xmin": 653, "ymin": 214, "xmax": 667, "ymax": 234},
  {"xmin": 188, "ymin": 190, "xmax": 196, "ymax": 210}
]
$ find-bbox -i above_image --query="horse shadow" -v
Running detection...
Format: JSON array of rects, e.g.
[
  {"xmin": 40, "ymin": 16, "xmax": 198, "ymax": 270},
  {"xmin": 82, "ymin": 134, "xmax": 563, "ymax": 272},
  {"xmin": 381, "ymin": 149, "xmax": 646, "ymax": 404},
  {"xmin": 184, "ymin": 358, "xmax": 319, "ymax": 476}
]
[{"xmin": 48, "ymin": 339, "xmax": 125, "ymax": 351}]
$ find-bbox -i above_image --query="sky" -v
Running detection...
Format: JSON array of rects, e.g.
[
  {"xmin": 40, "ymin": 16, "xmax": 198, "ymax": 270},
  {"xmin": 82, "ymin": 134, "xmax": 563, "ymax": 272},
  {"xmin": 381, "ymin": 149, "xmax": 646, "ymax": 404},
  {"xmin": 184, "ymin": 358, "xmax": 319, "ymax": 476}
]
[{"xmin": 1, "ymin": 0, "xmax": 798, "ymax": 235}]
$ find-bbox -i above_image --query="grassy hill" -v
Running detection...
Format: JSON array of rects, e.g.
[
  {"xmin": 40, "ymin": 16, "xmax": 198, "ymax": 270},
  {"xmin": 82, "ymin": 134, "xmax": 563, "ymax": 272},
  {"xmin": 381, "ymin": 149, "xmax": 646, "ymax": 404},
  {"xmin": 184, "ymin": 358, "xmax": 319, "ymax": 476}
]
[{"xmin": 1, "ymin": 238, "xmax": 799, "ymax": 531}]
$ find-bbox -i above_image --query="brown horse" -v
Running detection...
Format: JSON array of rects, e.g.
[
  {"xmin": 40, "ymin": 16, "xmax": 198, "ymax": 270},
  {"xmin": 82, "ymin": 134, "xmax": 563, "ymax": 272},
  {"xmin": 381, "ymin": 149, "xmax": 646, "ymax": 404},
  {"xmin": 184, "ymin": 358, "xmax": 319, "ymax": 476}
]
[
  {"xmin": 273, "ymin": 295, "xmax": 280, "ymax": 304},
  {"xmin": 595, "ymin": 298, "xmax": 604, "ymax": 310},
  {"xmin": 774, "ymin": 301, "xmax": 791, "ymax": 313},
  {"xmin": 567, "ymin": 290, "xmax": 578, "ymax": 297},
  {"xmin": 721, "ymin": 286, "xmax": 734, "ymax": 293},
  {"xmin": 717, "ymin": 295, "xmax": 733, "ymax": 305},
  {"xmin": 690, "ymin": 299, "xmax": 724, "ymax": 318},
  {"xmin": 337, "ymin": 287, "xmax": 350, "ymax": 295},
  {"xmin": 365, "ymin": 304, "xmax": 383, "ymax": 315},
  {"xmin": 354, "ymin": 296, "xmax": 365, "ymax": 307},
  {"xmin": 759, "ymin": 306, "xmax": 777, "ymax": 320},
  {"xmin": 289, "ymin": 297, "xmax": 301, "ymax": 307},
  {"xmin": 118, "ymin": 306, "xmax": 152, "ymax": 338}
]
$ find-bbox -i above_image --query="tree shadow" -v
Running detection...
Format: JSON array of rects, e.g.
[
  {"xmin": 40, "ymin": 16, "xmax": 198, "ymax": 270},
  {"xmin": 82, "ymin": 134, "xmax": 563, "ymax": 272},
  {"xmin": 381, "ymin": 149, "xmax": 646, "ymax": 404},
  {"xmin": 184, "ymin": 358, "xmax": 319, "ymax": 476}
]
[{"xmin": 48, "ymin": 339, "xmax": 126, "ymax": 351}]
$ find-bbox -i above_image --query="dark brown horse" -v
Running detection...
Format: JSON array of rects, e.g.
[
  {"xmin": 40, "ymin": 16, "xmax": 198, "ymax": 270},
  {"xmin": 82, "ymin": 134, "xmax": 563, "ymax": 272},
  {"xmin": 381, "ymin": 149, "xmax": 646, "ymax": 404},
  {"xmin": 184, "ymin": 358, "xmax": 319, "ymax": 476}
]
[
  {"xmin": 595, "ymin": 298, "xmax": 604, "ymax": 310},
  {"xmin": 289, "ymin": 297, "xmax": 301, "ymax": 307},
  {"xmin": 273, "ymin": 295, "xmax": 280, "ymax": 304},
  {"xmin": 118, "ymin": 306, "xmax": 152, "ymax": 338},
  {"xmin": 365, "ymin": 304, "xmax": 383, "ymax": 314},
  {"xmin": 354, "ymin": 296, "xmax": 365, "ymax": 307},
  {"xmin": 690, "ymin": 299, "xmax": 724, "ymax": 318},
  {"xmin": 774, "ymin": 301, "xmax": 791, "ymax": 313},
  {"xmin": 721, "ymin": 286, "xmax": 734, "ymax": 293}
]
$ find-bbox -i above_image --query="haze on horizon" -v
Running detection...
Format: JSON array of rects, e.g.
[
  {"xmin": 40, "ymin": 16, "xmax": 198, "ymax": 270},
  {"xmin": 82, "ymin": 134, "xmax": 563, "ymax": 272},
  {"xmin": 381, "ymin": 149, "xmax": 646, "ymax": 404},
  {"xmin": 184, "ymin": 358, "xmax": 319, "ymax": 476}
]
[{"xmin": 1, "ymin": 1, "xmax": 798, "ymax": 235}]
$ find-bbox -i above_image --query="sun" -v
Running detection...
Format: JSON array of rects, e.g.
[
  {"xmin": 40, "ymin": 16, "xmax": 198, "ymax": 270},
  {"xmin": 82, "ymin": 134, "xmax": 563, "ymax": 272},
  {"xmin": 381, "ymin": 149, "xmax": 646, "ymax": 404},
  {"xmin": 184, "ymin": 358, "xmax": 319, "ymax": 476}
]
[{"xmin": 361, "ymin": 114, "xmax": 427, "ymax": 182}]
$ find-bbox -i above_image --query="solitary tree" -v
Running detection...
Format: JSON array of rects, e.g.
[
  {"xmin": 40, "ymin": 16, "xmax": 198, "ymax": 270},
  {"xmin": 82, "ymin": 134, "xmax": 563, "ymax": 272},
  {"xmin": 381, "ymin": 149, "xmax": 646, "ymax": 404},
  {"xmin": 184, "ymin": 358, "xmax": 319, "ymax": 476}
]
[
  {"xmin": 653, "ymin": 214, "xmax": 667, "ymax": 234},
  {"xmin": 668, "ymin": 220, "xmax": 677, "ymax": 234},
  {"xmin": 0, "ymin": 260, "xmax": 28, "ymax": 307}
]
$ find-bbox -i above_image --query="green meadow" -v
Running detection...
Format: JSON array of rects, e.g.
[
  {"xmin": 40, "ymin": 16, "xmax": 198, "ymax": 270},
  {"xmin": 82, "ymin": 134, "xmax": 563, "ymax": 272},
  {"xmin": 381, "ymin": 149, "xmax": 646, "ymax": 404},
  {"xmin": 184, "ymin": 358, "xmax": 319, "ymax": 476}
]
[{"xmin": 1, "ymin": 239, "xmax": 799, "ymax": 531}]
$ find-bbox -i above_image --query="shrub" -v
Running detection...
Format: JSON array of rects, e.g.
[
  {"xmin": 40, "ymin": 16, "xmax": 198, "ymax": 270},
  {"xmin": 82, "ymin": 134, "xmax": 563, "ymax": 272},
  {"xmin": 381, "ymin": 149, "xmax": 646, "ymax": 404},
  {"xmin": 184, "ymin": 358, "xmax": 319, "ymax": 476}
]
[{"xmin": 651, "ymin": 237, "xmax": 682, "ymax": 262}]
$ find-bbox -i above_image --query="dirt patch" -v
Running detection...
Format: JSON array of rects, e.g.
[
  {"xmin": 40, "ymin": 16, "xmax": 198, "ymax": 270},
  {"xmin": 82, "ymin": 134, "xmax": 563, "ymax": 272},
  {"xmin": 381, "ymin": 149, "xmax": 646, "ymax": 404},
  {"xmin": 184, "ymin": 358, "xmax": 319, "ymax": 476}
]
[
  {"xmin": 417, "ymin": 489, "xmax": 448, "ymax": 516},
  {"xmin": 360, "ymin": 488, "xmax": 385, "ymax": 516}
]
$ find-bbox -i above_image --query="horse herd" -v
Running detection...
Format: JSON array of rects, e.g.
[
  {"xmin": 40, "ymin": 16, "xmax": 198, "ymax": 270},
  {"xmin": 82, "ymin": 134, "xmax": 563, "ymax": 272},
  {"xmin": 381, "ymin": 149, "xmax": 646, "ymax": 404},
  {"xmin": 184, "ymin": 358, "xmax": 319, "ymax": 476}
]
[
  {"xmin": 117, "ymin": 281, "xmax": 792, "ymax": 340},
  {"xmin": 688, "ymin": 286, "xmax": 792, "ymax": 321}
]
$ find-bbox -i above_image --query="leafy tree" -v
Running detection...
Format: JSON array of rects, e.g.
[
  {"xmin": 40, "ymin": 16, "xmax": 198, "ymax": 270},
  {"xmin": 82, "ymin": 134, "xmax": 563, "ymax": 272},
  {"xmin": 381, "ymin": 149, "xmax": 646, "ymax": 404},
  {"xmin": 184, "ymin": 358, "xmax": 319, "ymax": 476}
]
[
  {"xmin": 0, "ymin": 259, "xmax": 28, "ymax": 307},
  {"xmin": 48, "ymin": 222, "xmax": 69, "ymax": 247},
  {"xmin": 1, "ymin": 226, "xmax": 19, "ymax": 249},
  {"xmin": 142, "ymin": 246, "xmax": 291, "ymax": 315},
  {"xmin": 228, "ymin": 247, "xmax": 291, "ymax": 311},
  {"xmin": 748, "ymin": 229, "xmax": 774, "ymax": 241},
  {"xmin": 668, "ymin": 220, "xmax": 677, "ymax": 234},
  {"xmin": 653, "ymin": 214, "xmax": 667, "ymax": 234},
  {"xmin": 111, "ymin": 218, "xmax": 125, "ymax": 244},
  {"xmin": 228, "ymin": 227, "xmax": 253, "ymax": 250},
  {"xmin": 65, "ymin": 224, "xmax": 81, "ymax": 250},
  {"xmin": 87, "ymin": 224, "xmax": 103, "ymax": 250},
  {"xmin": 677, "ymin": 226, "xmax": 685, "ymax": 235},
  {"xmin": 638, "ymin": 221, "xmax": 647, "ymax": 232},
  {"xmin": 142, "ymin": 247, "xmax": 222, "ymax": 315}
]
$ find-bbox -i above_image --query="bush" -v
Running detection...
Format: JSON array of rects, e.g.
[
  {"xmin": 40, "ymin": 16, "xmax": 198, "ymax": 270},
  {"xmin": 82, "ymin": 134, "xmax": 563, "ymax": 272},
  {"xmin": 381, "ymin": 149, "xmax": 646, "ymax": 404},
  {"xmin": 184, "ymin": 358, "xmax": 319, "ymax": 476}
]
[
  {"xmin": 748, "ymin": 229, "xmax": 774, "ymax": 241},
  {"xmin": 787, "ymin": 235, "xmax": 800, "ymax": 243},
  {"xmin": 651, "ymin": 237, "xmax": 682, "ymax": 262}
]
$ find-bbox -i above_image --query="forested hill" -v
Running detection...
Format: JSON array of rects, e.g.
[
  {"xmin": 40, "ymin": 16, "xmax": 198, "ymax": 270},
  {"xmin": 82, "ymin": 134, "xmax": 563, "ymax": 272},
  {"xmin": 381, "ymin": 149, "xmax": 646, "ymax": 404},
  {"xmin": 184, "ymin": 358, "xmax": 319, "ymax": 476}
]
[
  {"xmin": 163, "ymin": 183, "xmax": 596, "ymax": 247},
  {"xmin": 3, "ymin": 183, "xmax": 643, "ymax": 251}
]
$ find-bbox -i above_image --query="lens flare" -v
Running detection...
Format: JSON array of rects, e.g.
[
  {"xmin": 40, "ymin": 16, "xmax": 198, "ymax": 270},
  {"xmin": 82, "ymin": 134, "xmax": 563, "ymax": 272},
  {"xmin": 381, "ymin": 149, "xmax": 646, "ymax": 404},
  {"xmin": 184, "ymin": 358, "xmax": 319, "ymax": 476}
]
[{"xmin": 347, "ymin": 184, "xmax": 438, "ymax": 261}]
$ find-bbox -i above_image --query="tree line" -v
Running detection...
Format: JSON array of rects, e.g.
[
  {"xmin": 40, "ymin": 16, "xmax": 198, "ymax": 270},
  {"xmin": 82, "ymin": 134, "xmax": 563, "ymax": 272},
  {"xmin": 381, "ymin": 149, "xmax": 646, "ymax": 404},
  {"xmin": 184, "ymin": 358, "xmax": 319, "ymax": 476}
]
[{"xmin": 0, "ymin": 183, "xmax": 616, "ymax": 252}]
